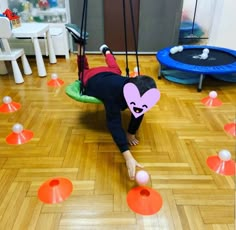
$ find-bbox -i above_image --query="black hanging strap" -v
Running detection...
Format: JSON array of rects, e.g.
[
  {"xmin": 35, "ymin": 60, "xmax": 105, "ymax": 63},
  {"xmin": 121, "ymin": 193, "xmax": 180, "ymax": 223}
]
[
  {"xmin": 79, "ymin": 0, "xmax": 140, "ymax": 88},
  {"xmin": 129, "ymin": 0, "xmax": 140, "ymax": 75},
  {"xmin": 122, "ymin": 0, "xmax": 140, "ymax": 77},
  {"xmin": 191, "ymin": 0, "xmax": 198, "ymax": 35},
  {"xmin": 79, "ymin": 0, "xmax": 88, "ymax": 95},
  {"xmin": 122, "ymin": 0, "xmax": 129, "ymax": 77}
]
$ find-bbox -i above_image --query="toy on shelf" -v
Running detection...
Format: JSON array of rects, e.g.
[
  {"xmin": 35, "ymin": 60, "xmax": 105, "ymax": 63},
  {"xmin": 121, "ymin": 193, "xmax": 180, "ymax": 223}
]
[
  {"xmin": 3, "ymin": 9, "xmax": 21, "ymax": 28},
  {"xmin": 38, "ymin": 0, "xmax": 49, "ymax": 10}
]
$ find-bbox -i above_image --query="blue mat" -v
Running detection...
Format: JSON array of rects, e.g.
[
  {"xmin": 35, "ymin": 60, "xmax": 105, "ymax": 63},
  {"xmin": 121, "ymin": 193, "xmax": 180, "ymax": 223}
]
[
  {"xmin": 161, "ymin": 69, "xmax": 201, "ymax": 84},
  {"xmin": 210, "ymin": 73, "xmax": 236, "ymax": 82}
]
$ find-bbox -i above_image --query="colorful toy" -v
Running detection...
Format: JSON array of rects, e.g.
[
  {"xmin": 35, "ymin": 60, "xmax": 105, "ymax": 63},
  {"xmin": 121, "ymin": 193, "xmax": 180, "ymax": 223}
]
[{"xmin": 3, "ymin": 9, "xmax": 21, "ymax": 28}]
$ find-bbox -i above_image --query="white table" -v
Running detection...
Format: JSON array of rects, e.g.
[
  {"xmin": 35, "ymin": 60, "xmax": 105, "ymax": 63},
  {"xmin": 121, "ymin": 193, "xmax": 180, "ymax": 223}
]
[{"xmin": 11, "ymin": 23, "xmax": 57, "ymax": 77}]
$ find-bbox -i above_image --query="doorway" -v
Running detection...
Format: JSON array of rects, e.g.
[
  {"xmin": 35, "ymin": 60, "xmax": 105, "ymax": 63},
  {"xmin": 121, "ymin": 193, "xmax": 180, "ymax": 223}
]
[{"xmin": 104, "ymin": 0, "xmax": 140, "ymax": 52}]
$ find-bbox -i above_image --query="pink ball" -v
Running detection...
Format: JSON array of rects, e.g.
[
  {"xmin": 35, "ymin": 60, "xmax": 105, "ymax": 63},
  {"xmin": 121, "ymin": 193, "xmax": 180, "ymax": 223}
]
[{"xmin": 135, "ymin": 170, "xmax": 149, "ymax": 185}]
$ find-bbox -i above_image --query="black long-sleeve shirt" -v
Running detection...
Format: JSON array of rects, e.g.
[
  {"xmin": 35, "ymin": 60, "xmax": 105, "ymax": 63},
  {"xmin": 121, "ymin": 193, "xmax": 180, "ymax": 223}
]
[{"xmin": 85, "ymin": 72, "xmax": 143, "ymax": 152}]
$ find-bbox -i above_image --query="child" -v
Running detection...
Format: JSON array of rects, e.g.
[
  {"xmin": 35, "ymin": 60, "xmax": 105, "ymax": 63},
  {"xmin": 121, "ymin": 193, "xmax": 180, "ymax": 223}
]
[{"xmin": 66, "ymin": 24, "xmax": 158, "ymax": 180}]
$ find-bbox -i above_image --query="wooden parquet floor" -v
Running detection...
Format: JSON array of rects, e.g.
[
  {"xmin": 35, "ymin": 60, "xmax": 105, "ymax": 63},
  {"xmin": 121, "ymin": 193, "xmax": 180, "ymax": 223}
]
[{"xmin": 0, "ymin": 53, "xmax": 235, "ymax": 230}]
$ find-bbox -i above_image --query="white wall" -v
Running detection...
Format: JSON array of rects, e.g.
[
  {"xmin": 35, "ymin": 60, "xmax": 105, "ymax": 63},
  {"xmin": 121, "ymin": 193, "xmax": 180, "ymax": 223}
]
[{"xmin": 208, "ymin": 0, "xmax": 236, "ymax": 50}]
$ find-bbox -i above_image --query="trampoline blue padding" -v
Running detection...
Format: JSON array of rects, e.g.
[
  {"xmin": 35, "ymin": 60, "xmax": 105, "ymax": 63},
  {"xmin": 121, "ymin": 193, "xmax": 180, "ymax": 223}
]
[
  {"xmin": 211, "ymin": 73, "xmax": 236, "ymax": 82},
  {"xmin": 161, "ymin": 70, "xmax": 201, "ymax": 85},
  {"xmin": 156, "ymin": 45, "xmax": 236, "ymax": 91}
]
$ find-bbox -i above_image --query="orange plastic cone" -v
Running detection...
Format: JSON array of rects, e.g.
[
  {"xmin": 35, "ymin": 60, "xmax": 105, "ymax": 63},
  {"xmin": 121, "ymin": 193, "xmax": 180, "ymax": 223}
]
[
  {"xmin": 127, "ymin": 186, "xmax": 163, "ymax": 215},
  {"xmin": 6, "ymin": 123, "xmax": 34, "ymax": 145},
  {"xmin": 201, "ymin": 91, "xmax": 222, "ymax": 107},
  {"xmin": 130, "ymin": 67, "xmax": 140, "ymax": 78},
  {"xmin": 224, "ymin": 122, "xmax": 236, "ymax": 137},
  {"xmin": 0, "ymin": 96, "xmax": 21, "ymax": 113},
  {"xmin": 47, "ymin": 73, "xmax": 64, "ymax": 87},
  {"xmin": 206, "ymin": 150, "xmax": 235, "ymax": 176},
  {"xmin": 38, "ymin": 178, "xmax": 73, "ymax": 204}
]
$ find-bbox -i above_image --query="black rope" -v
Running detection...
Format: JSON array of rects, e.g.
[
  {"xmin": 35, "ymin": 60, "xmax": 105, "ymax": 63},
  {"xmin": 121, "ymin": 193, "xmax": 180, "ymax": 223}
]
[
  {"xmin": 122, "ymin": 0, "xmax": 129, "ymax": 77},
  {"xmin": 79, "ymin": 0, "xmax": 140, "ymax": 86},
  {"xmin": 191, "ymin": 0, "xmax": 198, "ymax": 35},
  {"xmin": 79, "ymin": 0, "xmax": 88, "ymax": 95},
  {"xmin": 129, "ymin": 0, "xmax": 140, "ymax": 75}
]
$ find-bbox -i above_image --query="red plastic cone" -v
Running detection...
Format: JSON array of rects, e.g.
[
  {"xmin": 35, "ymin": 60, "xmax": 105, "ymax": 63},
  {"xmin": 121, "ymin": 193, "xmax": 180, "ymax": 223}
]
[
  {"xmin": 47, "ymin": 78, "xmax": 64, "ymax": 87},
  {"xmin": 130, "ymin": 67, "xmax": 140, "ymax": 78},
  {"xmin": 47, "ymin": 73, "xmax": 64, "ymax": 87},
  {"xmin": 0, "ymin": 96, "xmax": 21, "ymax": 113},
  {"xmin": 201, "ymin": 91, "xmax": 222, "ymax": 107},
  {"xmin": 127, "ymin": 186, "xmax": 163, "ymax": 215},
  {"xmin": 206, "ymin": 150, "xmax": 235, "ymax": 176},
  {"xmin": 224, "ymin": 122, "xmax": 236, "ymax": 137},
  {"xmin": 6, "ymin": 123, "xmax": 34, "ymax": 145},
  {"xmin": 38, "ymin": 178, "xmax": 73, "ymax": 204}
]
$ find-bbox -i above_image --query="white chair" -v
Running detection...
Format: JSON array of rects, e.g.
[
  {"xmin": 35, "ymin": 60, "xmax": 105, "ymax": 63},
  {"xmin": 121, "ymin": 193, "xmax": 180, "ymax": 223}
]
[{"xmin": 0, "ymin": 17, "xmax": 32, "ymax": 84}]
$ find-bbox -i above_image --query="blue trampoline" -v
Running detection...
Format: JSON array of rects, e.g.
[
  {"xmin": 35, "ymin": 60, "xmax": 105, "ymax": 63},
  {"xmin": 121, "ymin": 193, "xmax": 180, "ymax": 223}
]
[{"xmin": 156, "ymin": 45, "xmax": 236, "ymax": 91}]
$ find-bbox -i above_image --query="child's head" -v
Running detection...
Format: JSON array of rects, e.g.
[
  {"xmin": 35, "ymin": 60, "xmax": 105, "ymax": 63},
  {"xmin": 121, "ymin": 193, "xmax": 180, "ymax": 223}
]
[
  {"xmin": 124, "ymin": 76, "xmax": 160, "ymax": 118},
  {"xmin": 129, "ymin": 75, "xmax": 157, "ymax": 96}
]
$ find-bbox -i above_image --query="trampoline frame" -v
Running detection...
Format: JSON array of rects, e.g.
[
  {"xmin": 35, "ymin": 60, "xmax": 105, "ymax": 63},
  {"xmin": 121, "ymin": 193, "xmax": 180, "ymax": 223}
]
[{"xmin": 156, "ymin": 45, "xmax": 236, "ymax": 91}]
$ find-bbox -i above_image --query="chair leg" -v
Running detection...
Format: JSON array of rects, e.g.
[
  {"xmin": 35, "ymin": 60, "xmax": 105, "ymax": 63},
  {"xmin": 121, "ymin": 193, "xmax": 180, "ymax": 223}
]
[
  {"xmin": 21, "ymin": 54, "xmax": 32, "ymax": 75},
  {"xmin": 0, "ymin": 61, "xmax": 8, "ymax": 75},
  {"xmin": 11, "ymin": 60, "xmax": 24, "ymax": 84}
]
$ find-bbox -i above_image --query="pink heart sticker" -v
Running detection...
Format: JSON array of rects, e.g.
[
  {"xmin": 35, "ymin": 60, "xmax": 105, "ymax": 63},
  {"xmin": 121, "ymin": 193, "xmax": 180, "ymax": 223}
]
[{"xmin": 123, "ymin": 83, "xmax": 160, "ymax": 118}]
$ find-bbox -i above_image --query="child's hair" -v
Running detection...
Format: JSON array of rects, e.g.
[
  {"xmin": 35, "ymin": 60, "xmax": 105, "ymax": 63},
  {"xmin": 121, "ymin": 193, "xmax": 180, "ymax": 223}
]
[{"xmin": 129, "ymin": 75, "xmax": 157, "ymax": 96}]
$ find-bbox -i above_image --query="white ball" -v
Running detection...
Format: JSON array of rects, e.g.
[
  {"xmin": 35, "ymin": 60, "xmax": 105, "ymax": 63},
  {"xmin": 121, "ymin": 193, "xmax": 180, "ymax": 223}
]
[
  {"xmin": 51, "ymin": 73, "xmax": 58, "ymax": 80},
  {"xmin": 177, "ymin": 45, "xmax": 184, "ymax": 52},
  {"xmin": 200, "ymin": 53, "xmax": 208, "ymax": 60},
  {"xmin": 170, "ymin": 46, "xmax": 178, "ymax": 54},
  {"xmin": 218, "ymin": 149, "xmax": 231, "ymax": 161},
  {"xmin": 203, "ymin": 48, "xmax": 210, "ymax": 54},
  {"xmin": 134, "ymin": 66, "xmax": 139, "ymax": 73},
  {"xmin": 3, "ymin": 96, "xmax": 12, "ymax": 104},
  {"xmin": 12, "ymin": 123, "xmax": 24, "ymax": 134},
  {"xmin": 135, "ymin": 170, "xmax": 150, "ymax": 185},
  {"xmin": 209, "ymin": 91, "xmax": 217, "ymax": 98}
]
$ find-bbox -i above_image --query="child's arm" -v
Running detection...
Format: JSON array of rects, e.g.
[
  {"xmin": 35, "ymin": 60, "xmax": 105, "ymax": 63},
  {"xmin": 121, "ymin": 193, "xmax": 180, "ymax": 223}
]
[
  {"xmin": 123, "ymin": 150, "xmax": 143, "ymax": 180},
  {"xmin": 127, "ymin": 114, "xmax": 144, "ymax": 145},
  {"xmin": 104, "ymin": 103, "xmax": 143, "ymax": 180}
]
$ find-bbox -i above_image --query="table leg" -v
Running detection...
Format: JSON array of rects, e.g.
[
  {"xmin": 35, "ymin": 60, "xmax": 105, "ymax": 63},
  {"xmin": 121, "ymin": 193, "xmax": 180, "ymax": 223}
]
[
  {"xmin": 46, "ymin": 30, "xmax": 57, "ymax": 64},
  {"xmin": 32, "ymin": 37, "xmax": 47, "ymax": 77}
]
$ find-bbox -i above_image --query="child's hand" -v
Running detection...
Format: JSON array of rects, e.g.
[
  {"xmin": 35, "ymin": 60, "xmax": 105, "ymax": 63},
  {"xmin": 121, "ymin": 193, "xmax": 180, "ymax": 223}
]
[
  {"xmin": 127, "ymin": 133, "xmax": 139, "ymax": 146},
  {"xmin": 123, "ymin": 150, "xmax": 143, "ymax": 180}
]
